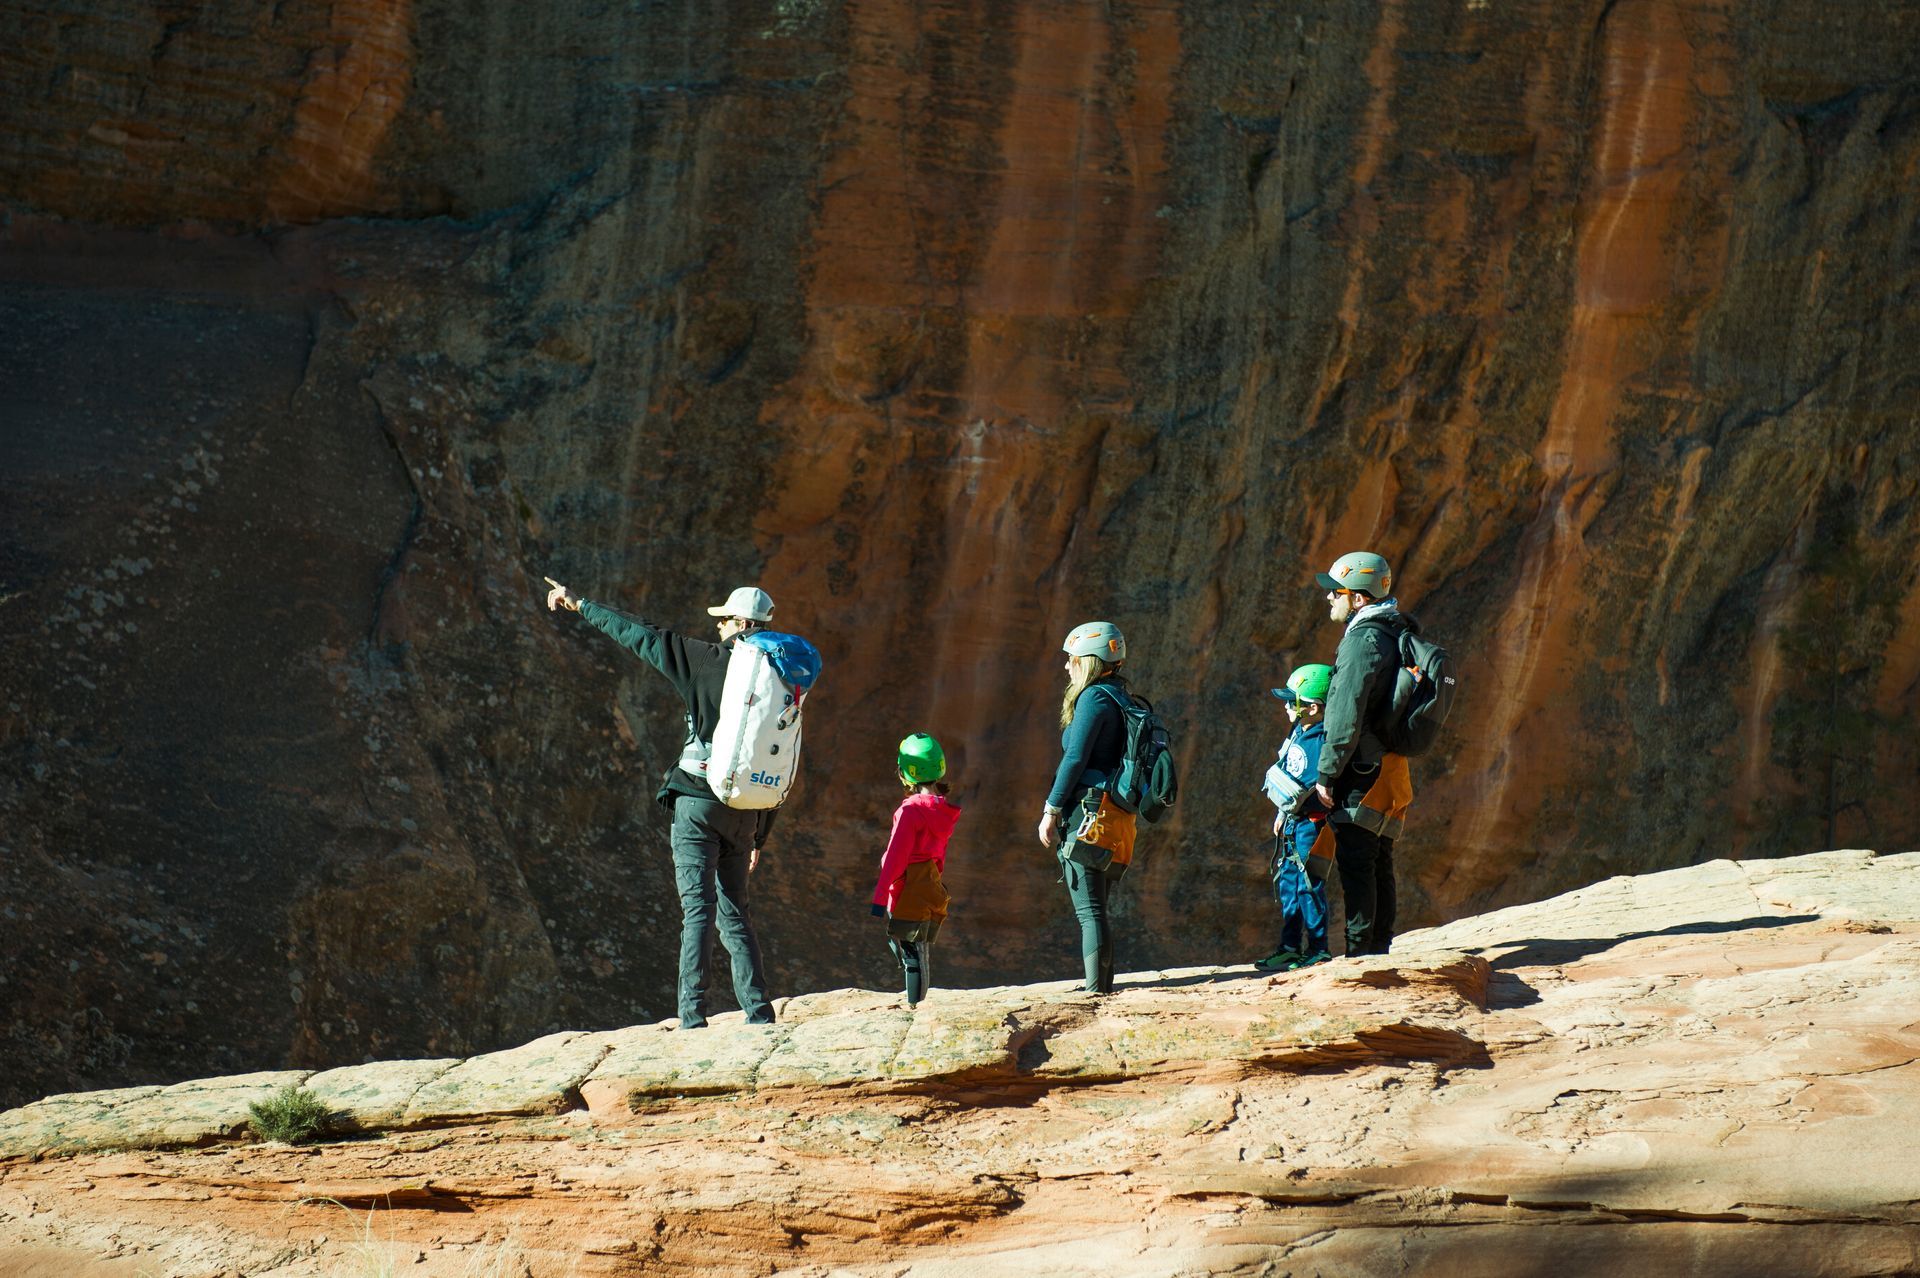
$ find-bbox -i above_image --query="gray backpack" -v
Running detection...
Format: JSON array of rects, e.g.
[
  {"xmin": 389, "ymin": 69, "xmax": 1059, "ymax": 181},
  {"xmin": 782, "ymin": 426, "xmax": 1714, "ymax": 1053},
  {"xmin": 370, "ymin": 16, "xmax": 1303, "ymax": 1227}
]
[{"xmin": 1382, "ymin": 623, "xmax": 1455, "ymax": 757}]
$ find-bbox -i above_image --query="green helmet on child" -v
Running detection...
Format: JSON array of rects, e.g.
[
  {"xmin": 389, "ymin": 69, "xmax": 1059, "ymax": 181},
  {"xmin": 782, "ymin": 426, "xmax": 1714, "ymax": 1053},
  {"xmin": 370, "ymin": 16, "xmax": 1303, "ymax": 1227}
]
[
  {"xmin": 897, "ymin": 733, "xmax": 947, "ymax": 784},
  {"xmin": 1272, "ymin": 662, "xmax": 1333, "ymax": 705}
]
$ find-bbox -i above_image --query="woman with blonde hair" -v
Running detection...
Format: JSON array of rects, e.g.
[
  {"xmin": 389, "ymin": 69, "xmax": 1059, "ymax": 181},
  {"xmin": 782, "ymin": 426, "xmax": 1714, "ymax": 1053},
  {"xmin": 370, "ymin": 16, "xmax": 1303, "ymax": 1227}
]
[{"xmin": 1038, "ymin": 621, "xmax": 1137, "ymax": 994}]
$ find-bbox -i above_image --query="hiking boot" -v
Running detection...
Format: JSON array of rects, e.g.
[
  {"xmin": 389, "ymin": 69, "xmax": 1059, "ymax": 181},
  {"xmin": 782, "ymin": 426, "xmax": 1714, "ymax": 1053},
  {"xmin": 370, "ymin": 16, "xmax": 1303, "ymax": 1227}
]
[
  {"xmin": 1284, "ymin": 951, "xmax": 1331, "ymax": 971},
  {"xmin": 1255, "ymin": 949, "xmax": 1305, "ymax": 972}
]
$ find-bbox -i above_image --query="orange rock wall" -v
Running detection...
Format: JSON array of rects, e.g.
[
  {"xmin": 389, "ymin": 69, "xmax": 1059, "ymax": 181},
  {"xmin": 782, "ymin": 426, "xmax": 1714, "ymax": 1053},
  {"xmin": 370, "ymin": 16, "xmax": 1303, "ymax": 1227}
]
[
  {"xmin": 2, "ymin": 0, "xmax": 1918, "ymax": 1104},
  {"xmin": 0, "ymin": 0, "xmax": 414, "ymax": 224}
]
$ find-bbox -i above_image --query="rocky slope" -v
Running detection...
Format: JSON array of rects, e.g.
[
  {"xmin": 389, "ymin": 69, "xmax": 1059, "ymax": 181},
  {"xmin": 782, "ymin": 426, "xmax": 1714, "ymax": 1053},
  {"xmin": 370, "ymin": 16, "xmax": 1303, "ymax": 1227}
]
[
  {"xmin": 4, "ymin": 1, "xmax": 1920, "ymax": 1105},
  {"xmin": 2, "ymin": 849, "xmax": 1917, "ymax": 1275}
]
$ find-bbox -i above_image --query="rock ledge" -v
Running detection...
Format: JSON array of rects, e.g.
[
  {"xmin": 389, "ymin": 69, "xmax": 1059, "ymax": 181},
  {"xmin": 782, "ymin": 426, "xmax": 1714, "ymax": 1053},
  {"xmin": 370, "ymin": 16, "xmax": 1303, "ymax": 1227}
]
[{"xmin": 2, "ymin": 849, "xmax": 1917, "ymax": 1276}]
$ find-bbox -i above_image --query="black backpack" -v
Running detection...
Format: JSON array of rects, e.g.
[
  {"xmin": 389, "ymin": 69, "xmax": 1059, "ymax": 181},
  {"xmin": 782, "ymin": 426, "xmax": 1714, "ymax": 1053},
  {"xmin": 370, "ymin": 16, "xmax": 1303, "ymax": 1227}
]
[
  {"xmin": 1381, "ymin": 623, "xmax": 1456, "ymax": 756},
  {"xmin": 1091, "ymin": 685, "xmax": 1179, "ymax": 822}
]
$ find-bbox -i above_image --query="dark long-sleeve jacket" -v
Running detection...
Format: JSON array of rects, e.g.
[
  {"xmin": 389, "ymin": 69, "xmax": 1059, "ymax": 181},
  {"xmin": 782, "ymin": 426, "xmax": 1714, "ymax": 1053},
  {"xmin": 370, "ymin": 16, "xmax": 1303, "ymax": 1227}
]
[
  {"xmin": 1047, "ymin": 676, "xmax": 1128, "ymax": 810},
  {"xmin": 1317, "ymin": 607, "xmax": 1416, "ymax": 788},
  {"xmin": 577, "ymin": 599, "xmax": 776, "ymax": 844}
]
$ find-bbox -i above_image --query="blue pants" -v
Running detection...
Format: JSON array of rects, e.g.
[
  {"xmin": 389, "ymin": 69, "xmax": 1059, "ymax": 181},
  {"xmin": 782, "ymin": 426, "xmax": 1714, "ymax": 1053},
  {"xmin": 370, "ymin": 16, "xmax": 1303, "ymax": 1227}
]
[
  {"xmin": 670, "ymin": 796, "xmax": 773, "ymax": 1028},
  {"xmin": 1272, "ymin": 841, "xmax": 1329, "ymax": 956}
]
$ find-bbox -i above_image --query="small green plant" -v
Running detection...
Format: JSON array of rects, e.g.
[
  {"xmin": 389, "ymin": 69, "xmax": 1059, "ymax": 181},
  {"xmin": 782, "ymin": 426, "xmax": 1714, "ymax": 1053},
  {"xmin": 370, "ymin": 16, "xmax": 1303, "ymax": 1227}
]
[{"xmin": 249, "ymin": 1083, "xmax": 333, "ymax": 1144}]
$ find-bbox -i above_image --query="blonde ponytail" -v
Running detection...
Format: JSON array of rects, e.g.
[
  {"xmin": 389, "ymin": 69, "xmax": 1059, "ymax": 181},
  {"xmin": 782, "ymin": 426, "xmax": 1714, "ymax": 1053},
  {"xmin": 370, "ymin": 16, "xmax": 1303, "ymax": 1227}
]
[{"xmin": 1060, "ymin": 654, "xmax": 1117, "ymax": 729}]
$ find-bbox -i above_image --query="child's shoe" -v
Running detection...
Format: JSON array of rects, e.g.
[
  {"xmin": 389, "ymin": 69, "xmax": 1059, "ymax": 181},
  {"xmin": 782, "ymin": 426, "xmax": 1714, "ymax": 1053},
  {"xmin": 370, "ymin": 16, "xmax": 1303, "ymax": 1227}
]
[
  {"xmin": 1255, "ymin": 949, "xmax": 1305, "ymax": 972},
  {"xmin": 1284, "ymin": 951, "xmax": 1331, "ymax": 971}
]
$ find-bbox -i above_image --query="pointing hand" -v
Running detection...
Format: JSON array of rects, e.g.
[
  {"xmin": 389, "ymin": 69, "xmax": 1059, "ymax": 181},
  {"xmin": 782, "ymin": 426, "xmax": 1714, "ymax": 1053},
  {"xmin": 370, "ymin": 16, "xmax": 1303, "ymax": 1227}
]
[{"xmin": 544, "ymin": 576, "xmax": 580, "ymax": 613}]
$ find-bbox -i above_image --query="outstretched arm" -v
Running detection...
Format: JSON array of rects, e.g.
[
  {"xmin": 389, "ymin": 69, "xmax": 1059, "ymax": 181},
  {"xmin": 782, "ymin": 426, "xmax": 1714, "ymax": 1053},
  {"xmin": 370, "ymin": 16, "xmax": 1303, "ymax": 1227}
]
[{"xmin": 546, "ymin": 575, "xmax": 695, "ymax": 677}]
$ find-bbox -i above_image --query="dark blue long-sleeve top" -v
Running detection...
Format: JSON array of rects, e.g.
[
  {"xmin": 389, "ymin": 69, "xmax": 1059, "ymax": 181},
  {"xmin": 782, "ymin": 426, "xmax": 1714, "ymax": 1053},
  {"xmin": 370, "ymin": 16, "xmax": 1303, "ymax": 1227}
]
[{"xmin": 1047, "ymin": 676, "xmax": 1128, "ymax": 810}]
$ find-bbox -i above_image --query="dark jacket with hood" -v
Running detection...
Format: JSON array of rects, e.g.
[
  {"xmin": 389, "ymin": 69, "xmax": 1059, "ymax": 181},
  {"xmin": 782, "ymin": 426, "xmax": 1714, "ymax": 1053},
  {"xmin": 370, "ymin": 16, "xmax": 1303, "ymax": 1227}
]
[
  {"xmin": 1318, "ymin": 602, "xmax": 1418, "ymax": 837},
  {"xmin": 577, "ymin": 599, "xmax": 777, "ymax": 845}
]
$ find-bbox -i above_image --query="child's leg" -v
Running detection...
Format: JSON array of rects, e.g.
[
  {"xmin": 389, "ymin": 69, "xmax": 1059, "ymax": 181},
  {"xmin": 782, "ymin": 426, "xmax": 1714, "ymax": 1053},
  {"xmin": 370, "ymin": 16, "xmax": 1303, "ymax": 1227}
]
[
  {"xmin": 1257, "ymin": 855, "xmax": 1304, "ymax": 969},
  {"xmin": 1302, "ymin": 875, "xmax": 1331, "ymax": 957},
  {"xmin": 923, "ymin": 916, "xmax": 942, "ymax": 996},
  {"xmin": 1275, "ymin": 857, "xmax": 1307, "ymax": 954},
  {"xmin": 1286, "ymin": 826, "xmax": 1331, "ymax": 958},
  {"xmin": 889, "ymin": 936, "xmax": 926, "ymax": 1006},
  {"xmin": 1268, "ymin": 856, "xmax": 1298, "ymax": 956}
]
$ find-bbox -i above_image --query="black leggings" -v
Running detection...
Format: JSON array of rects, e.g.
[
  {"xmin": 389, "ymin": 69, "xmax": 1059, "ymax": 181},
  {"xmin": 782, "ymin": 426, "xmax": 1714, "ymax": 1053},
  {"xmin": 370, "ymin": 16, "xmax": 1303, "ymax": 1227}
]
[
  {"xmin": 888, "ymin": 937, "xmax": 933, "ymax": 1005},
  {"xmin": 886, "ymin": 917, "xmax": 940, "ymax": 1006},
  {"xmin": 1062, "ymin": 858, "xmax": 1116, "ymax": 993}
]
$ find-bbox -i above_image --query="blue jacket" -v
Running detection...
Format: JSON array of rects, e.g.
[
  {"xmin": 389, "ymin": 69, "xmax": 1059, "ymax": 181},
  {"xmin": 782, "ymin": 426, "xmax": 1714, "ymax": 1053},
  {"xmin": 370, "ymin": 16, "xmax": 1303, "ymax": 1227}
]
[
  {"xmin": 1047, "ymin": 677, "xmax": 1128, "ymax": 810},
  {"xmin": 1264, "ymin": 720, "xmax": 1326, "ymax": 806},
  {"xmin": 1265, "ymin": 721, "xmax": 1329, "ymax": 854}
]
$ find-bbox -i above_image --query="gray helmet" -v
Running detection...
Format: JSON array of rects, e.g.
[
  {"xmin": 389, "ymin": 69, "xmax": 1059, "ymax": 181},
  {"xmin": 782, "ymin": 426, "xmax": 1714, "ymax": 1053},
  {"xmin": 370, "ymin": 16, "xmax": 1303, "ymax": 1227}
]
[
  {"xmin": 1062, "ymin": 621, "xmax": 1126, "ymax": 662},
  {"xmin": 1315, "ymin": 551, "xmax": 1392, "ymax": 598}
]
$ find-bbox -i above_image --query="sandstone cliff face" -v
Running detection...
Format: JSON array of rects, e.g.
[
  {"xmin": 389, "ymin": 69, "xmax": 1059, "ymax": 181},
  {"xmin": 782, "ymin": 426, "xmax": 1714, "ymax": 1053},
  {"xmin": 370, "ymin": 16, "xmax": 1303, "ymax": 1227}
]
[
  {"xmin": 2, "ymin": 850, "xmax": 1918, "ymax": 1275},
  {"xmin": 3, "ymin": 1, "xmax": 1919, "ymax": 1105}
]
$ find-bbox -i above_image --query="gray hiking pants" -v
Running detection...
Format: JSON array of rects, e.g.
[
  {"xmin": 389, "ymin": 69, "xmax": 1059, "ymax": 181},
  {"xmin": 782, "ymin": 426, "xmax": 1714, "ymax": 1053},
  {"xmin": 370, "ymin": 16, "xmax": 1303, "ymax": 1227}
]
[{"xmin": 670, "ymin": 795, "xmax": 773, "ymax": 1028}]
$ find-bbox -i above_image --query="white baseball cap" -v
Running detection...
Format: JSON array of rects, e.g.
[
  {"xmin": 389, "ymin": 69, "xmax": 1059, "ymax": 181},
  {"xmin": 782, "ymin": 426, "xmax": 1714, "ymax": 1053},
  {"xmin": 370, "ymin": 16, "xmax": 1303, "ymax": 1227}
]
[{"xmin": 706, "ymin": 586, "xmax": 774, "ymax": 622}]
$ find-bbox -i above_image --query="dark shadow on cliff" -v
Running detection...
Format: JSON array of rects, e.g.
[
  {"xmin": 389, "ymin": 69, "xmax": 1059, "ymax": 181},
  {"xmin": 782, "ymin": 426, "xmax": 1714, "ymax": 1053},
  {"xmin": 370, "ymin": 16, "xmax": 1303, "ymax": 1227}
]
[
  {"xmin": 1107, "ymin": 916, "xmax": 1824, "ymax": 999},
  {"xmin": 1468, "ymin": 915, "xmax": 1823, "ymax": 1008},
  {"xmin": 1486, "ymin": 970, "xmax": 1542, "ymax": 1010},
  {"xmin": 1115, "ymin": 968, "xmax": 1275, "ymax": 992}
]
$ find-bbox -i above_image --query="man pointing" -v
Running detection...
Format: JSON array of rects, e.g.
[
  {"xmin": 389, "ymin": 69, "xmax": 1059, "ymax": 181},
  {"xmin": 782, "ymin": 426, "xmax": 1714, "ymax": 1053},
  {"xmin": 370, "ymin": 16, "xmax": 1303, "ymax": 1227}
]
[{"xmin": 546, "ymin": 578, "xmax": 778, "ymax": 1028}]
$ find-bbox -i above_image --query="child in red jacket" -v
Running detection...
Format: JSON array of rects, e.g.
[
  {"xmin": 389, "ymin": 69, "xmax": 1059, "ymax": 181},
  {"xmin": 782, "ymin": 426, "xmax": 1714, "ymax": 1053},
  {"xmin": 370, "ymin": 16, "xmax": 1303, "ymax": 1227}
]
[{"xmin": 872, "ymin": 733, "xmax": 962, "ymax": 1007}]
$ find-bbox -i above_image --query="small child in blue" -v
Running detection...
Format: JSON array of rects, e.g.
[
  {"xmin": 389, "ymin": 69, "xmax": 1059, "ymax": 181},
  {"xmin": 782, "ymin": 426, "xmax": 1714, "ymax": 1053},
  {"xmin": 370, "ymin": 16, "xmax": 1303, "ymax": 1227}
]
[{"xmin": 1256, "ymin": 663, "xmax": 1335, "ymax": 972}]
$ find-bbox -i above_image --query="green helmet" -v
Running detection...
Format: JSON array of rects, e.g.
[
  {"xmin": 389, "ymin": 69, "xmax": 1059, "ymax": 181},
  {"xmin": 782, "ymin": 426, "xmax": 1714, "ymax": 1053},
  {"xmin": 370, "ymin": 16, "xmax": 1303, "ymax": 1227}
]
[
  {"xmin": 1272, "ymin": 663, "xmax": 1332, "ymax": 705},
  {"xmin": 897, "ymin": 733, "xmax": 947, "ymax": 784},
  {"xmin": 1315, "ymin": 551, "xmax": 1392, "ymax": 598},
  {"xmin": 1063, "ymin": 621, "xmax": 1126, "ymax": 662}
]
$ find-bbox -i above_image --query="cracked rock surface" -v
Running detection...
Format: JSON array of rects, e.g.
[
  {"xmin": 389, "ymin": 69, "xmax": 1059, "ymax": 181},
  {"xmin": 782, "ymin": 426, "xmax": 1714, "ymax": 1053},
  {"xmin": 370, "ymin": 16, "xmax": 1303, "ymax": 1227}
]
[{"xmin": 2, "ymin": 849, "xmax": 1917, "ymax": 1275}]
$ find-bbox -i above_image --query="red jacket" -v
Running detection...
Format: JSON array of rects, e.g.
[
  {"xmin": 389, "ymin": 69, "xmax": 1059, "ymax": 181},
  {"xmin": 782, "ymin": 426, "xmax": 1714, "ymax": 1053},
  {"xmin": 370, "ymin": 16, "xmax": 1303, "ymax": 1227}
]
[{"xmin": 872, "ymin": 793, "xmax": 962, "ymax": 913}]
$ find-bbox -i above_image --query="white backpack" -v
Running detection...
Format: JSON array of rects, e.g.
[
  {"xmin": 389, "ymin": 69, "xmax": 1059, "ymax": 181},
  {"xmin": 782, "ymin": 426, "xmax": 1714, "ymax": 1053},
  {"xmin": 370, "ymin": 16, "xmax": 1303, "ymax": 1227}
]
[{"xmin": 705, "ymin": 633, "xmax": 817, "ymax": 809}]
